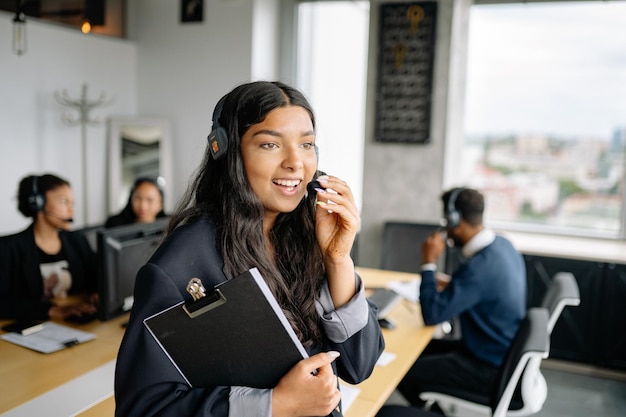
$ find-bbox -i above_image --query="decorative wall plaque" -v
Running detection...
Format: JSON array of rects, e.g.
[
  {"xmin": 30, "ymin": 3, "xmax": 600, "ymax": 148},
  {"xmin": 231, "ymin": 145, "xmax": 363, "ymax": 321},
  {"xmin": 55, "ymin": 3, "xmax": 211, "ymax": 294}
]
[
  {"xmin": 181, "ymin": 0, "xmax": 204, "ymax": 23},
  {"xmin": 375, "ymin": 2, "xmax": 438, "ymax": 143}
]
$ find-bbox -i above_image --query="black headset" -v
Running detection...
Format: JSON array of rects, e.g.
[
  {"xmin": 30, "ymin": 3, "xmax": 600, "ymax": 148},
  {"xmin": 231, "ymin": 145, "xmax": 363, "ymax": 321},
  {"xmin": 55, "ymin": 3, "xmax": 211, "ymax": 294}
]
[
  {"xmin": 444, "ymin": 187, "xmax": 464, "ymax": 228},
  {"xmin": 207, "ymin": 95, "xmax": 229, "ymax": 160},
  {"xmin": 28, "ymin": 176, "xmax": 45, "ymax": 213}
]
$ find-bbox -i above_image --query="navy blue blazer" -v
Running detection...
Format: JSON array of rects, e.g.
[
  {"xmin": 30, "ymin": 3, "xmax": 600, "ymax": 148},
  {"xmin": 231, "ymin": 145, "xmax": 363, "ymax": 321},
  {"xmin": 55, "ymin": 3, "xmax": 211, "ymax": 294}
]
[
  {"xmin": 0, "ymin": 224, "xmax": 98, "ymax": 320},
  {"xmin": 115, "ymin": 216, "xmax": 384, "ymax": 417}
]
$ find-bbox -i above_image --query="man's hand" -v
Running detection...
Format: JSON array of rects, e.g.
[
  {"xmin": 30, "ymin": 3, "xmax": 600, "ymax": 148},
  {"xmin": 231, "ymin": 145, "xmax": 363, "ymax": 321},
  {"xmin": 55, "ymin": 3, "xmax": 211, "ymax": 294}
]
[{"xmin": 422, "ymin": 230, "xmax": 446, "ymax": 264}]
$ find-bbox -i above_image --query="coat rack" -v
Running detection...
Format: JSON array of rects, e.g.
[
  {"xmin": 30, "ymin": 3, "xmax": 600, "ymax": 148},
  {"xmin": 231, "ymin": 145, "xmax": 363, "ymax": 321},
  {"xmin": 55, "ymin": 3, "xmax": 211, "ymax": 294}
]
[{"xmin": 55, "ymin": 83, "xmax": 113, "ymax": 225}]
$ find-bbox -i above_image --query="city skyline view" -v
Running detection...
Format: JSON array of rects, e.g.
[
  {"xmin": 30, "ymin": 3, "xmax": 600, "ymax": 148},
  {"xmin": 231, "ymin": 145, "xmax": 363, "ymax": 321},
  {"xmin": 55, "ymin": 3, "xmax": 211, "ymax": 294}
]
[{"xmin": 462, "ymin": 1, "xmax": 626, "ymax": 236}]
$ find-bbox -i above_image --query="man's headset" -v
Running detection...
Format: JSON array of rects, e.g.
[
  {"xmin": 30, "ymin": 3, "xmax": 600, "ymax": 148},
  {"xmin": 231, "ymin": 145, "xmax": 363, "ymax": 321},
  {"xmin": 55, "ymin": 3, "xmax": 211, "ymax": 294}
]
[
  {"xmin": 444, "ymin": 187, "xmax": 464, "ymax": 229},
  {"xmin": 27, "ymin": 176, "xmax": 45, "ymax": 213},
  {"xmin": 207, "ymin": 95, "xmax": 319, "ymax": 160}
]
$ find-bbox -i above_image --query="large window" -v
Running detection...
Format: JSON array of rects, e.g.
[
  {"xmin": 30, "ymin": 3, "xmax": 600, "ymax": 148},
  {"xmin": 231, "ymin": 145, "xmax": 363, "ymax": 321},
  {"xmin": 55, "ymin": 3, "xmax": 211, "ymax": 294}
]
[
  {"xmin": 295, "ymin": 1, "xmax": 370, "ymax": 210},
  {"xmin": 462, "ymin": 1, "xmax": 626, "ymax": 238}
]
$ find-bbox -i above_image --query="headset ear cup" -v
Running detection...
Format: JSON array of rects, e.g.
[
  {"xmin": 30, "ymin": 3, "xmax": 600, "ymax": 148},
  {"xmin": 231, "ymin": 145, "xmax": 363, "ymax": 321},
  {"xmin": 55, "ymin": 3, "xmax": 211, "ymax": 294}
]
[
  {"xmin": 208, "ymin": 127, "xmax": 229, "ymax": 160},
  {"xmin": 36, "ymin": 194, "xmax": 44, "ymax": 211},
  {"xmin": 444, "ymin": 187, "xmax": 463, "ymax": 228},
  {"xmin": 28, "ymin": 194, "xmax": 44, "ymax": 213},
  {"xmin": 208, "ymin": 94, "xmax": 228, "ymax": 160},
  {"xmin": 28, "ymin": 177, "xmax": 45, "ymax": 213},
  {"xmin": 446, "ymin": 211, "xmax": 460, "ymax": 228}
]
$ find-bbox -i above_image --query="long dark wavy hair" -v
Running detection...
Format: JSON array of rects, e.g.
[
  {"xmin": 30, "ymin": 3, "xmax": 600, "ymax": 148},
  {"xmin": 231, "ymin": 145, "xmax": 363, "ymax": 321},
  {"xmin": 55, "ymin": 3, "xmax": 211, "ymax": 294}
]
[{"xmin": 167, "ymin": 81, "xmax": 326, "ymax": 346}]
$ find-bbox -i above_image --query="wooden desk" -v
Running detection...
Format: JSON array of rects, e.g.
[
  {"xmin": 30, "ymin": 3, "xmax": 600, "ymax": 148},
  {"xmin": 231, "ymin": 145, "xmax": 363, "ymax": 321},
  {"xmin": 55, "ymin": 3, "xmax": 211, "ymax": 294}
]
[
  {"xmin": 1, "ymin": 268, "xmax": 433, "ymax": 417},
  {"xmin": 0, "ymin": 314, "xmax": 128, "ymax": 415},
  {"xmin": 344, "ymin": 267, "xmax": 434, "ymax": 417}
]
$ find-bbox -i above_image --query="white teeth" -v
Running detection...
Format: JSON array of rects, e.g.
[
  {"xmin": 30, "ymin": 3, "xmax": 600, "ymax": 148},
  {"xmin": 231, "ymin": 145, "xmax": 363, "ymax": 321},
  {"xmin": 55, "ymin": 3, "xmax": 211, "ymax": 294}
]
[{"xmin": 274, "ymin": 179, "xmax": 300, "ymax": 187}]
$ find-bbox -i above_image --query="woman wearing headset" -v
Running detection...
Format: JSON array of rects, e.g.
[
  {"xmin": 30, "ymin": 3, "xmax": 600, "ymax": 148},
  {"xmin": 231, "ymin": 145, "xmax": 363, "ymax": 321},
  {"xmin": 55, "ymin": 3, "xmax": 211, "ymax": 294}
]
[
  {"xmin": 0, "ymin": 173, "xmax": 98, "ymax": 320},
  {"xmin": 105, "ymin": 177, "xmax": 167, "ymax": 228},
  {"xmin": 115, "ymin": 81, "xmax": 384, "ymax": 417}
]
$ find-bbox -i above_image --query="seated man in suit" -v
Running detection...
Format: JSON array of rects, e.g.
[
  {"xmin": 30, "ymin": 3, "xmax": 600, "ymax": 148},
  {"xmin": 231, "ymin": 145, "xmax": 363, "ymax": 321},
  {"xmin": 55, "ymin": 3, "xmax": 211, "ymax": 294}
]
[{"xmin": 396, "ymin": 187, "xmax": 527, "ymax": 408}]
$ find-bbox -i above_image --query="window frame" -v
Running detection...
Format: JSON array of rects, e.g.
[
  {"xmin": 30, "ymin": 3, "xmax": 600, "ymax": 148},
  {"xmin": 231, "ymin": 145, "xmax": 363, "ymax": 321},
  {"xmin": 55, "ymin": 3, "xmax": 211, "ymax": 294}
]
[
  {"xmin": 281, "ymin": 0, "xmax": 626, "ymax": 241},
  {"xmin": 450, "ymin": 0, "xmax": 626, "ymax": 240}
]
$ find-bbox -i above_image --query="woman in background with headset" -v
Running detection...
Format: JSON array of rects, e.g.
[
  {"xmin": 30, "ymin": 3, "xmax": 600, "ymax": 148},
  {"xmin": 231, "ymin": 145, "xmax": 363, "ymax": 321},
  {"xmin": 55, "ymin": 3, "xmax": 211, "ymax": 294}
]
[
  {"xmin": 0, "ymin": 173, "xmax": 99, "ymax": 321},
  {"xmin": 104, "ymin": 176, "xmax": 167, "ymax": 228}
]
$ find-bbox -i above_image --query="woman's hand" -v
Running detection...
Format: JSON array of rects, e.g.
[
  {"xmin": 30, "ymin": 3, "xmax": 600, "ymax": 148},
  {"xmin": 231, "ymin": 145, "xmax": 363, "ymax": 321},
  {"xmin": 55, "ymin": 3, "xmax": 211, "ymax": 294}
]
[
  {"xmin": 312, "ymin": 175, "xmax": 360, "ymax": 264},
  {"xmin": 312, "ymin": 175, "xmax": 361, "ymax": 307},
  {"xmin": 272, "ymin": 351, "xmax": 341, "ymax": 417}
]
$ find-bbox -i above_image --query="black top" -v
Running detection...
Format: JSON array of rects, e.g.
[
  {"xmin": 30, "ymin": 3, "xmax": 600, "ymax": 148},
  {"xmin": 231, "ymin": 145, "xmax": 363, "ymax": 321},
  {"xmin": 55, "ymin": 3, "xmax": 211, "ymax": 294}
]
[
  {"xmin": 115, "ymin": 216, "xmax": 384, "ymax": 416},
  {"xmin": 0, "ymin": 224, "xmax": 98, "ymax": 320}
]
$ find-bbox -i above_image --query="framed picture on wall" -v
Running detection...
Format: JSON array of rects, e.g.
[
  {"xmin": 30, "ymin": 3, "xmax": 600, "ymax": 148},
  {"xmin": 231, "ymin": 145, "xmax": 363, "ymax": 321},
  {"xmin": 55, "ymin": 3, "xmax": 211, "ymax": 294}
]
[
  {"xmin": 375, "ymin": 2, "xmax": 438, "ymax": 144},
  {"xmin": 181, "ymin": 0, "xmax": 204, "ymax": 23}
]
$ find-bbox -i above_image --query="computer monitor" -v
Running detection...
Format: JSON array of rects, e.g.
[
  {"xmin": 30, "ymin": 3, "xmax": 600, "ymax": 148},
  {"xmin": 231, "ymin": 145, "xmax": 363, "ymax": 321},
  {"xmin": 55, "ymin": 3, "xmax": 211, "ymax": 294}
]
[
  {"xmin": 74, "ymin": 224, "xmax": 104, "ymax": 252},
  {"xmin": 381, "ymin": 221, "xmax": 460, "ymax": 274},
  {"xmin": 97, "ymin": 218, "xmax": 170, "ymax": 320}
]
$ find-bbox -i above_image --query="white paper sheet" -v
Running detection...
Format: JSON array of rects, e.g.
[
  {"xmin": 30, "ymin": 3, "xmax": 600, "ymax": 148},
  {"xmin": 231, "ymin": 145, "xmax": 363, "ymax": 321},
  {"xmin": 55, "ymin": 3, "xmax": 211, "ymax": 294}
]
[
  {"xmin": 1, "ymin": 322, "xmax": 96, "ymax": 353},
  {"xmin": 388, "ymin": 278, "xmax": 421, "ymax": 303},
  {"xmin": 339, "ymin": 383, "xmax": 360, "ymax": 412}
]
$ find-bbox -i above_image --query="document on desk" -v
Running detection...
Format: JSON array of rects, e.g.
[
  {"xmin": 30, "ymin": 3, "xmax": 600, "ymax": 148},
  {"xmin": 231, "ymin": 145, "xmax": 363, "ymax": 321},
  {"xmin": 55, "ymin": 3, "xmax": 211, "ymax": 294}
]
[
  {"xmin": 388, "ymin": 277, "xmax": 421, "ymax": 303},
  {"xmin": 0, "ymin": 322, "xmax": 96, "ymax": 353},
  {"xmin": 376, "ymin": 351, "xmax": 397, "ymax": 367},
  {"xmin": 339, "ymin": 382, "xmax": 360, "ymax": 412}
]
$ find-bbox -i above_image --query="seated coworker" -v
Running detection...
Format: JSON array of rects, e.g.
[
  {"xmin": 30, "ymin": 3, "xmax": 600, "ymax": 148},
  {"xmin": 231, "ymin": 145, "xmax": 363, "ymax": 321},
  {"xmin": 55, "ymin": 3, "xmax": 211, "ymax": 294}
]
[
  {"xmin": 105, "ymin": 177, "xmax": 167, "ymax": 228},
  {"xmin": 395, "ymin": 187, "xmax": 527, "ymax": 408},
  {"xmin": 0, "ymin": 174, "xmax": 98, "ymax": 321},
  {"xmin": 114, "ymin": 81, "xmax": 385, "ymax": 417}
]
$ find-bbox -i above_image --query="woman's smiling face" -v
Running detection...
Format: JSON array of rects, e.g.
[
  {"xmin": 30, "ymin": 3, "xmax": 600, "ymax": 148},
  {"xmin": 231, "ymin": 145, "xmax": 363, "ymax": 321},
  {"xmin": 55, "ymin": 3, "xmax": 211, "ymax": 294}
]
[{"xmin": 240, "ymin": 105, "xmax": 317, "ymax": 223}]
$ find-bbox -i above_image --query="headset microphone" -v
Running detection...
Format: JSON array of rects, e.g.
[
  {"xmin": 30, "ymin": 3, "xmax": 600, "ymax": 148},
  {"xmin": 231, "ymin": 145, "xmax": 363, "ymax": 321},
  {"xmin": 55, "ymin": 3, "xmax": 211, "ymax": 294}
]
[
  {"xmin": 44, "ymin": 211, "xmax": 74, "ymax": 223},
  {"xmin": 307, "ymin": 171, "xmax": 327, "ymax": 197},
  {"xmin": 307, "ymin": 180, "xmax": 323, "ymax": 196}
]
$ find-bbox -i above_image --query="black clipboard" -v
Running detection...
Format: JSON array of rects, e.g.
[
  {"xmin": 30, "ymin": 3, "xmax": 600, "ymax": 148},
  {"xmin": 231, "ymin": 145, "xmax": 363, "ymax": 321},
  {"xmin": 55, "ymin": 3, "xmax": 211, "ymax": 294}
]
[{"xmin": 144, "ymin": 267, "xmax": 309, "ymax": 389}]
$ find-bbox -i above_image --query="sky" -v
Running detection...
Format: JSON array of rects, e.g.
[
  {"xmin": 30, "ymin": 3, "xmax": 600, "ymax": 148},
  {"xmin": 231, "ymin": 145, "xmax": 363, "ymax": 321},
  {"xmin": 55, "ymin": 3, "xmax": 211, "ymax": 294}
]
[{"xmin": 464, "ymin": 1, "xmax": 626, "ymax": 139}]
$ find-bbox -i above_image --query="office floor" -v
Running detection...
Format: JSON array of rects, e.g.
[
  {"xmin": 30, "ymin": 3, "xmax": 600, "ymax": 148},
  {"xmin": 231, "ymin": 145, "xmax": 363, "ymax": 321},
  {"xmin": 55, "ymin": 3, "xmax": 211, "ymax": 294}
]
[{"xmin": 384, "ymin": 359, "xmax": 626, "ymax": 417}]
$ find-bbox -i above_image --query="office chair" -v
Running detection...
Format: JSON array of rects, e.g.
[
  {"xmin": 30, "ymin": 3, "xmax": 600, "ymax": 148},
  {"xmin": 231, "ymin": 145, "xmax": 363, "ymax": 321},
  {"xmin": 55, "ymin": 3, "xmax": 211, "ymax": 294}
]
[
  {"xmin": 416, "ymin": 308, "xmax": 550, "ymax": 417},
  {"xmin": 540, "ymin": 272, "xmax": 580, "ymax": 334},
  {"xmin": 415, "ymin": 272, "xmax": 579, "ymax": 417}
]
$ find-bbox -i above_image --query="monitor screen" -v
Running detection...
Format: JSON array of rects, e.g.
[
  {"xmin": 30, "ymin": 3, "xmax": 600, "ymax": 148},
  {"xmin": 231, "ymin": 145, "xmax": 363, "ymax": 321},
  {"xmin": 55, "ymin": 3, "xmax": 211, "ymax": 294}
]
[
  {"xmin": 381, "ymin": 221, "xmax": 461, "ymax": 274},
  {"xmin": 74, "ymin": 224, "xmax": 104, "ymax": 252},
  {"xmin": 97, "ymin": 218, "xmax": 169, "ymax": 320}
]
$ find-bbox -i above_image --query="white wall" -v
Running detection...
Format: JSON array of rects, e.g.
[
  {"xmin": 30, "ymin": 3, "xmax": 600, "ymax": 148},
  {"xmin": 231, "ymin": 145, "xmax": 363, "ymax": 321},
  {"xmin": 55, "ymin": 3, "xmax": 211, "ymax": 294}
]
[
  {"xmin": 0, "ymin": 12, "xmax": 137, "ymax": 233},
  {"xmin": 0, "ymin": 0, "xmax": 276, "ymax": 234},
  {"xmin": 0, "ymin": 0, "xmax": 463, "ymax": 270},
  {"xmin": 130, "ymin": 0, "xmax": 270, "ymax": 208}
]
